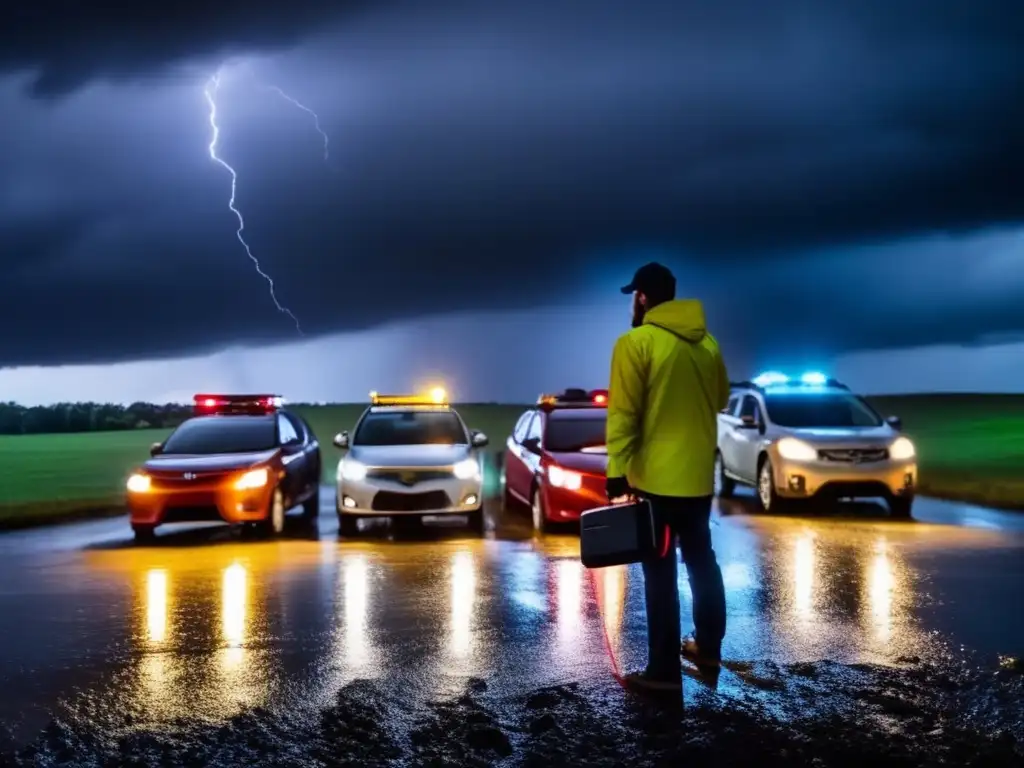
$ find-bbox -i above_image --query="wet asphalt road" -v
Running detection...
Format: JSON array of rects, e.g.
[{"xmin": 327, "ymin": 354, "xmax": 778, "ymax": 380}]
[{"xmin": 1, "ymin": 488, "xmax": 1023, "ymax": 762}]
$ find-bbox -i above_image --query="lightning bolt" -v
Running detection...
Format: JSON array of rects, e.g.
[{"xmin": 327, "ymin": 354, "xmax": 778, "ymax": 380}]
[
  {"xmin": 266, "ymin": 85, "xmax": 331, "ymax": 164},
  {"xmin": 203, "ymin": 71, "xmax": 303, "ymax": 334}
]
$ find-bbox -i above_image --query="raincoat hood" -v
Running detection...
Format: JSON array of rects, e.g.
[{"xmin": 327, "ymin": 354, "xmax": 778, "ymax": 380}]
[{"xmin": 643, "ymin": 299, "xmax": 707, "ymax": 343}]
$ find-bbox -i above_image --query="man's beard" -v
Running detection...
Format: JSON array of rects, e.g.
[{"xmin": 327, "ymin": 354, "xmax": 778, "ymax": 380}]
[{"xmin": 631, "ymin": 295, "xmax": 645, "ymax": 328}]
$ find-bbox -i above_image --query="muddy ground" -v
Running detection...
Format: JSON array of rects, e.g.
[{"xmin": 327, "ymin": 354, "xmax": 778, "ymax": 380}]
[{"xmin": 2, "ymin": 657, "xmax": 1022, "ymax": 767}]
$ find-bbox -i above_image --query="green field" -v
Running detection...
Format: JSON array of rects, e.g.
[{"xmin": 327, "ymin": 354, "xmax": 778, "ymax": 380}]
[{"xmin": 1, "ymin": 397, "xmax": 1021, "ymax": 527}]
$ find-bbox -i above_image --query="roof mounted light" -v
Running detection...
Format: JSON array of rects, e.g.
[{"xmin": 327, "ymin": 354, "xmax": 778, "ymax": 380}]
[
  {"xmin": 538, "ymin": 388, "xmax": 609, "ymax": 410},
  {"xmin": 371, "ymin": 389, "xmax": 449, "ymax": 407},
  {"xmin": 800, "ymin": 372, "xmax": 828, "ymax": 386},
  {"xmin": 752, "ymin": 372, "xmax": 789, "ymax": 387},
  {"xmin": 193, "ymin": 394, "xmax": 282, "ymax": 415}
]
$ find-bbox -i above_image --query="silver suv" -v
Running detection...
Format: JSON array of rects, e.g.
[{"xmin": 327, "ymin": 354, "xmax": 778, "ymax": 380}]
[{"xmin": 715, "ymin": 372, "xmax": 917, "ymax": 517}]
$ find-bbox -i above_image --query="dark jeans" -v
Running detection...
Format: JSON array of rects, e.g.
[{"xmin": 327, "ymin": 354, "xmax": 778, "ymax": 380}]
[{"xmin": 640, "ymin": 494, "xmax": 726, "ymax": 681}]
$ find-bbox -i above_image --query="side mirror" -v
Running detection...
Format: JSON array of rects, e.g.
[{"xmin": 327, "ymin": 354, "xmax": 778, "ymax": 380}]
[
  {"xmin": 471, "ymin": 431, "xmax": 489, "ymax": 448},
  {"xmin": 522, "ymin": 436, "xmax": 541, "ymax": 453},
  {"xmin": 885, "ymin": 415, "xmax": 902, "ymax": 432},
  {"xmin": 333, "ymin": 431, "xmax": 350, "ymax": 449},
  {"xmin": 149, "ymin": 442, "xmax": 163, "ymax": 457},
  {"xmin": 738, "ymin": 415, "xmax": 758, "ymax": 429}
]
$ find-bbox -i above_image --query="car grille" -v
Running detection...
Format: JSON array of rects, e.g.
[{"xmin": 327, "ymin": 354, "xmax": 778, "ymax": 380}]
[
  {"xmin": 149, "ymin": 471, "xmax": 229, "ymax": 489},
  {"xmin": 371, "ymin": 490, "xmax": 451, "ymax": 512},
  {"xmin": 817, "ymin": 448, "xmax": 889, "ymax": 463},
  {"xmin": 366, "ymin": 468, "xmax": 452, "ymax": 486}
]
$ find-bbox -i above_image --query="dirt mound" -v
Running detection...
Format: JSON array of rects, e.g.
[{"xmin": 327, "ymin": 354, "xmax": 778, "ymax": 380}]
[{"xmin": 1, "ymin": 659, "xmax": 1022, "ymax": 766}]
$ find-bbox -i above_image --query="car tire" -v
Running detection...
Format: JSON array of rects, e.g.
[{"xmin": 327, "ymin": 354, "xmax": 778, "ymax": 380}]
[
  {"xmin": 466, "ymin": 505, "xmax": 486, "ymax": 535},
  {"xmin": 132, "ymin": 524, "xmax": 156, "ymax": 543},
  {"xmin": 756, "ymin": 457, "xmax": 790, "ymax": 514},
  {"xmin": 714, "ymin": 451, "xmax": 735, "ymax": 499},
  {"xmin": 301, "ymin": 488, "xmax": 321, "ymax": 522},
  {"xmin": 259, "ymin": 487, "xmax": 286, "ymax": 537},
  {"xmin": 889, "ymin": 495, "xmax": 914, "ymax": 519},
  {"xmin": 531, "ymin": 485, "xmax": 549, "ymax": 534}
]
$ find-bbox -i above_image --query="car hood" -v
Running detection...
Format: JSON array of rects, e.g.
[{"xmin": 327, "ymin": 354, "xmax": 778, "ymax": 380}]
[
  {"xmin": 144, "ymin": 449, "xmax": 279, "ymax": 474},
  {"xmin": 547, "ymin": 450, "xmax": 607, "ymax": 475},
  {"xmin": 785, "ymin": 426, "xmax": 895, "ymax": 447},
  {"xmin": 348, "ymin": 444, "xmax": 471, "ymax": 467}
]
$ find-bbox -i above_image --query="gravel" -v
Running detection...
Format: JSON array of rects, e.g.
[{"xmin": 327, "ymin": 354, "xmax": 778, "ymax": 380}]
[{"xmin": 1, "ymin": 658, "xmax": 1022, "ymax": 767}]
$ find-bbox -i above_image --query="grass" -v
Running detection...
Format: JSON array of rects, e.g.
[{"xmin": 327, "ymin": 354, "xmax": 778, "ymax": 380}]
[{"xmin": 0, "ymin": 397, "xmax": 1021, "ymax": 527}]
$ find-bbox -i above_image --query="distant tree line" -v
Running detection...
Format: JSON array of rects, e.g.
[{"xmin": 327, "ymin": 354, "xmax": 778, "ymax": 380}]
[
  {"xmin": 0, "ymin": 400, "xmax": 512, "ymax": 436},
  {"xmin": 0, "ymin": 401, "xmax": 197, "ymax": 435}
]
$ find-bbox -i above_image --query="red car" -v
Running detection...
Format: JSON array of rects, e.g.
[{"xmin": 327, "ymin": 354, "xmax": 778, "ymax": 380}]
[
  {"xmin": 126, "ymin": 394, "xmax": 322, "ymax": 542},
  {"xmin": 502, "ymin": 388, "xmax": 609, "ymax": 533}
]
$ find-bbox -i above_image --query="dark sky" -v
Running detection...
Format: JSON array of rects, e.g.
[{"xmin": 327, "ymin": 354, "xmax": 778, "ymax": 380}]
[{"xmin": 2, "ymin": 1, "xmax": 1023, "ymax": 374}]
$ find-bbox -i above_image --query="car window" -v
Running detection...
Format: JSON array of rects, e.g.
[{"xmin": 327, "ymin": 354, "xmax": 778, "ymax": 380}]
[
  {"xmin": 724, "ymin": 395, "xmax": 739, "ymax": 415},
  {"xmin": 739, "ymin": 395, "xmax": 761, "ymax": 422},
  {"xmin": 526, "ymin": 413, "xmax": 542, "ymax": 442},
  {"xmin": 354, "ymin": 410, "xmax": 468, "ymax": 446},
  {"xmin": 161, "ymin": 417, "xmax": 277, "ymax": 454},
  {"xmin": 763, "ymin": 393, "xmax": 883, "ymax": 428},
  {"xmin": 291, "ymin": 414, "xmax": 313, "ymax": 442},
  {"xmin": 512, "ymin": 411, "xmax": 534, "ymax": 442},
  {"xmin": 544, "ymin": 413, "xmax": 607, "ymax": 452},
  {"xmin": 277, "ymin": 414, "xmax": 299, "ymax": 444}
]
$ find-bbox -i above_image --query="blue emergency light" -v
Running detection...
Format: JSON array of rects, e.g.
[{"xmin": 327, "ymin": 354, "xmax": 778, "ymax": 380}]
[{"xmin": 748, "ymin": 371, "xmax": 843, "ymax": 390}]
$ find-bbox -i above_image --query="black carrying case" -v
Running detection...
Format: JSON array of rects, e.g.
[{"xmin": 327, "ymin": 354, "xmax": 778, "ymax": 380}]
[{"xmin": 579, "ymin": 499, "xmax": 658, "ymax": 568}]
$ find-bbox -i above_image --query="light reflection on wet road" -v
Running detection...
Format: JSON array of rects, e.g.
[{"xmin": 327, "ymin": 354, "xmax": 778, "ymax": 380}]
[{"xmin": 0, "ymin": 489, "xmax": 1022, "ymax": 741}]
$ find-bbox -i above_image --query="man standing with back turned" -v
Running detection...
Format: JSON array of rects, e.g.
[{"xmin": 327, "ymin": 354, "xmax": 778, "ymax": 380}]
[{"xmin": 606, "ymin": 261, "xmax": 730, "ymax": 694}]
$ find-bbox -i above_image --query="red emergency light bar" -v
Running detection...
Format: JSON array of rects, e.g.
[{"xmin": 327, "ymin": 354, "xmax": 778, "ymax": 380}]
[
  {"xmin": 193, "ymin": 394, "xmax": 282, "ymax": 415},
  {"xmin": 538, "ymin": 388, "xmax": 609, "ymax": 410}
]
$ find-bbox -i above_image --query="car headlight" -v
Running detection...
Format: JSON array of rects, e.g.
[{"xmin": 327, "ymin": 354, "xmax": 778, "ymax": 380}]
[
  {"xmin": 547, "ymin": 465, "xmax": 583, "ymax": 490},
  {"xmin": 235, "ymin": 467, "xmax": 269, "ymax": 491},
  {"xmin": 775, "ymin": 438, "xmax": 818, "ymax": 461},
  {"xmin": 126, "ymin": 473, "xmax": 151, "ymax": 493},
  {"xmin": 889, "ymin": 436, "xmax": 915, "ymax": 460},
  {"xmin": 340, "ymin": 459, "xmax": 368, "ymax": 482},
  {"xmin": 452, "ymin": 458, "xmax": 481, "ymax": 481}
]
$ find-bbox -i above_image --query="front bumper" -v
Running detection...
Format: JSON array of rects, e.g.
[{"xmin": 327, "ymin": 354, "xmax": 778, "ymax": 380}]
[
  {"xmin": 770, "ymin": 456, "xmax": 917, "ymax": 500},
  {"xmin": 541, "ymin": 478, "xmax": 608, "ymax": 523},
  {"xmin": 128, "ymin": 484, "xmax": 275, "ymax": 527},
  {"xmin": 337, "ymin": 476, "xmax": 484, "ymax": 516}
]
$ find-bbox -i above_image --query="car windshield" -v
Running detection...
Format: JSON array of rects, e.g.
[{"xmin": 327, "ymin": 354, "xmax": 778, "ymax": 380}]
[
  {"xmin": 161, "ymin": 417, "xmax": 277, "ymax": 454},
  {"xmin": 764, "ymin": 393, "xmax": 883, "ymax": 428},
  {"xmin": 355, "ymin": 410, "xmax": 467, "ymax": 446},
  {"xmin": 544, "ymin": 413, "xmax": 607, "ymax": 452}
]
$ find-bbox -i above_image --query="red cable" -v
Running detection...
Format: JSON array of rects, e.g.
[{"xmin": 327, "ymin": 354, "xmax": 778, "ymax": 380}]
[
  {"xmin": 586, "ymin": 567, "xmax": 625, "ymax": 689},
  {"xmin": 586, "ymin": 523, "xmax": 670, "ymax": 690}
]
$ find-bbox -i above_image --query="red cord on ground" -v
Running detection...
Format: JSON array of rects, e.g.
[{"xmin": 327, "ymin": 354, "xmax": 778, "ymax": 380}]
[
  {"xmin": 586, "ymin": 567, "xmax": 626, "ymax": 689},
  {"xmin": 586, "ymin": 524, "xmax": 671, "ymax": 691}
]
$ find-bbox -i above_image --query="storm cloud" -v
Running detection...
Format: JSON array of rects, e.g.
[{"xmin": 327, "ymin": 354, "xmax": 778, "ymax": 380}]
[{"xmin": 1, "ymin": 1, "xmax": 1023, "ymax": 367}]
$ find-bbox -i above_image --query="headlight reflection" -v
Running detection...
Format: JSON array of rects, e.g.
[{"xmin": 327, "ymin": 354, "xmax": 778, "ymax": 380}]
[
  {"xmin": 222, "ymin": 563, "xmax": 248, "ymax": 670},
  {"xmin": 597, "ymin": 565, "xmax": 626, "ymax": 646},
  {"xmin": 792, "ymin": 532, "xmax": 816, "ymax": 622},
  {"xmin": 146, "ymin": 569, "xmax": 168, "ymax": 645},
  {"xmin": 343, "ymin": 556, "xmax": 370, "ymax": 669},
  {"xmin": 868, "ymin": 539, "xmax": 894, "ymax": 642},
  {"xmin": 450, "ymin": 551, "xmax": 476, "ymax": 657},
  {"xmin": 555, "ymin": 559, "xmax": 583, "ymax": 645}
]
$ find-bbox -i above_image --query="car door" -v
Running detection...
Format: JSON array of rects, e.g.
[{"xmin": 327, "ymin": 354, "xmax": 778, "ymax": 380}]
[
  {"xmin": 292, "ymin": 413, "xmax": 321, "ymax": 500},
  {"xmin": 520, "ymin": 412, "xmax": 544, "ymax": 480},
  {"xmin": 717, "ymin": 394, "xmax": 741, "ymax": 466},
  {"xmin": 277, "ymin": 413, "xmax": 305, "ymax": 505},
  {"xmin": 732, "ymin": 395, "xmax": 764, "ymax": 483},
  {"xmin": 504, "ymin": 410, "xmax": 536, "ymax": 503}
]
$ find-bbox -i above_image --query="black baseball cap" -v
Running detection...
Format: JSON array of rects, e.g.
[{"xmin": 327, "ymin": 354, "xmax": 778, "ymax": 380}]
[{"xmin": 620, "ymin": 261, "xmax": 676, "ymax": 296}]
